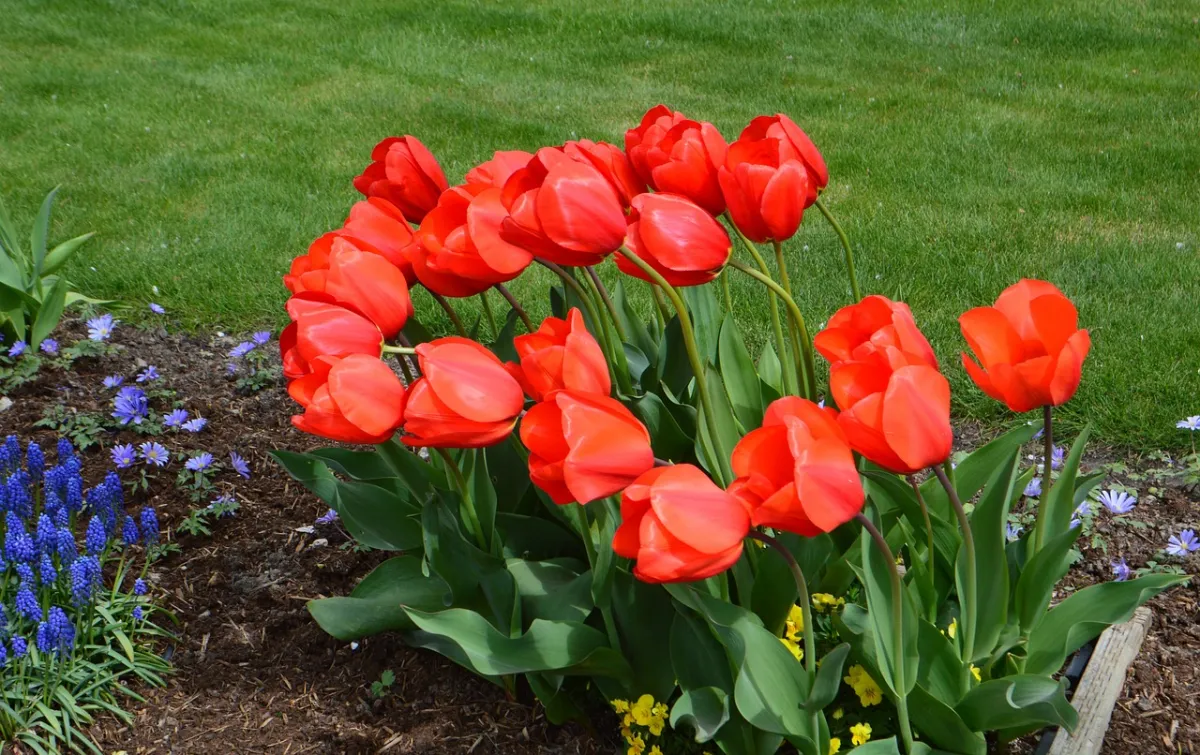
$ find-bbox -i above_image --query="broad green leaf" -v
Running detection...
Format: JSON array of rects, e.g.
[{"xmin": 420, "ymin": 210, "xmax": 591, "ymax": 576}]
[
  {"xmin": 757, "ymin": 342, "xmax": 782, "ymax": 395},
  {"xmin": 590, "ymin": 499, "xmax": 620, "ymax": 611},
  {"xmin": 630, "ymin": 391, "xmax": 694, "ymax": 461},
  {"xmin": 671, "ymin": 686, "xmax": 730, "ymax": 743},
  {"xmin": 908, "ymin": 685, "xmax": 986, "ymax": 755},
  {"xmin": 485, "ymin": 439, "xmax": 533, "ymax": 514},
  {"xmin": 400, "ymin": 317, "xmax": 433, "ymax": 346},
  {"xmin": 271, "ymin": 450, "xmax": 339, "ymax": 504},
  {"xmin": 1032, "ymin": 426, "xmax": 1091, "ymax": 553},
  {"xmin": 29, "ymin": 187, "xmax": 58, "ymax": 281},
  {"xmin": 956, "ymin": 675, "xmax": 1077, "ymax": 733},
  {"xmin": 309, "ymin": 446, "xmax": 400, "ymax": 483},
  {"xmin": 1013, "ymin": 526, "xmax": 1081, "ymax": 634},
  {"xmin": 402, "ymin": 608, "xmax": 633, "ymax": 682},
  {"xmin": 921, "ymin": 422, "xmax": 1040, "ymax": 519},
  {"xmin": 1025, "ymin": 574, "xmax": 1188, "ymax": 676},
  {"xmin": 656, "ymin": 315, "xmax": 693, "ymax": 398},
  {"xmin": 697, "ymin": 366, "xmax": 740, "ymax": 482},
  {"xmin": 843, "ymin": 737, "xmax": 903, "ymax": 754},
  {"xmin": 336, "ymin": 479, "xmax": 423, "ymax": 551},
  {"xmin": 612, "ymin": 277, "xmax": 658, "ymax": 364},
  {"xmin": 527, "ymin": 672, "xmax": 587, "ymax": 725},
  {"xmin": 805, "ymin": 643, "xmax": 850, "ymax": 712},
  {"xmin": 374, "ymin": 439, "xmax": 434, "ymax": 500},
  {"xmin": 422, "ymin": 500, "xmax": 506, "ymax": 617},
  {"xmin": 623, "ymin": 342, "xmax": 651, "ymax": 385},
  {"xmin": 671, "ymin": 609, "xmax": 735, "ymax": 692},
  {"xmin": 863, "ymin": 469, "xmax": 958, "ymax": 581},
  {"xmin": 490, "ymin": 308, "xmax": 520, "ymax": 362},
  {"xmin": 860, "ymin": 526, "xmax": 919, "ymax": 695},
  {"xmin": 682, "ymin": 284, "xmax": 722, "ymax": 360},
  {"xmin": 960, "ymin": 451, "xmax": 1020, "ymax": 661},
  {"xmin": 505, "ymin": 559, "xmax": 593, "ymax": 624},
  {"xmin": 915, "ymin": 620, "xmax": 966, "ymax": 705},
  {"xmin": 750, "ymin": 541, "xmax": 799, "ymax": 637},
  {"xmin": 731, "ymin": 616, "xmax": 814, "ymax": 739},
  {"xmin": 495, "ymin": 512, "xmax": 580, "ymax": 560},
  {"xmin": 718, "ymin": 314, "xmax": 764, "ymax": 432},
  {"xmin": 611, "ymin": 571, "xmax": 677, "ymax": 701},
  {"xmin": 308, "ymin": 555, "xmax": 448, "ymax": 639},
  {"xmin": 462, "ymin": 448, "xmax": 499, "ymax": 553},
  {"xmin": 30, "ymin": 275, "xmax": 67, "ymax": 347},
  {"xmin": 40, "ymin": 232, "xmax": 94, "ymax": 276}
]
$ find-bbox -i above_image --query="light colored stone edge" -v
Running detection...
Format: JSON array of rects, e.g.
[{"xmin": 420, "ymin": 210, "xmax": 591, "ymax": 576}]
[{"xmin": 1046, "ymin": 606, "xmax": 1153, "ymax": 755}]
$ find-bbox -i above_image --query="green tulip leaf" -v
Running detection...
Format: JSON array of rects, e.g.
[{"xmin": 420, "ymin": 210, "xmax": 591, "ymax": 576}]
[
  {"xmin": 959, "ymin": 450, "xmax": 1019, "ymax": 661},
  {"xmin": 1032, "ymin": 426, "xmax": 1091, "ymax": 552},
  {"xmin": 805, "ymin": 643, "xmax": 850, "ymax": 712},
  {"xmin": 956, "ymin": 675, "xmax": 1077, "ymax": 733},
  {"xmin": 718, "ymin": 314, "xmax": 764, "ymax": 432},
  {"xmin": 860, "ymin": 526, "xmax": 919, "ymax": 696},
  {"xmin": 307, "ymin": 555, "xmax": 448, "ymax": 640},
  {"xmin": 670, "ymin": 686, "xmax": 730, "ymax": 743},
  {"xmin": 1013, "ymin": 525, "xmax": 1081, "ymax": 634},
  {"xmin": 920, "ymin": 422, "xmax": 1040, "ymax": 519}
]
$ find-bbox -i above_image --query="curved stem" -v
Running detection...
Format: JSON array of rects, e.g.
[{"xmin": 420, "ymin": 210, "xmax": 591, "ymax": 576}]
[
  {"xmin": 1040, "ymin": 405, "xmax": 1053, "ymax": 549},
  {"xmin": 617, "ymin": 247, "xmax": 731, "ymax": 484},
  {"xmin": 394, "ymin": 332, "xmax": 422, "ymax": 381},
  {"xmin": 773, "ymin": 239, "xmax": 803, "ymax": 389},
  {"xmin": 380, "ymin": 344, "xmax": 416, "ymax": 355},
  {"xmin": 729, "ymin": 221, "xmax": 793, "ymax": 395},
  {"xmin": 933, "ymin": 465, "xmax": 976, "ymax": 671},
  {"xmin": 747, "ymin": 532, "xmax": 816, "ymax": 680},
  {"xmin": 815, "ymin": 196, "xmax": 861, "ymax": 301},
  {"xmin": 648, "ymin": 283, "xmax": 670, "ymax": 328},
  {"xmin": 728, "ymin": 259, "xmax": 817, "ymax": 401},
  {"xmin": 908, "ymin": 474, "xmax": 939, "ymax": 623},
  {"xmin": 584, "ymin": 267, "xmax": 628, "ymax": 342},
  {"xmin": 478, "ymin": 291, "xmax": 499, "ymax": 338},
  {"xmin": 390, "ymin": 351, "xmax": 415, "ymax": 385},
  {"xmin": 855, "ymin": 513, "xmax": 914, "ymax": 753},
  {"xmin": 720, "ymin": 270, "xmax": 733, "ymax": 311},
  {"xmin": 434, "ymin": 448, "xmax": 487, "ymax": 552},
  {"xmin": 431, "ymin": 292, "xmax": 467, "ymax": 337},
  {"xmin": 493, "ymin": 283, "xmax": 534, "ymax": 332}
]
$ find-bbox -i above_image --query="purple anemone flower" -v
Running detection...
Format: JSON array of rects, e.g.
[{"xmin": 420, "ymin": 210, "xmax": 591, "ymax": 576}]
[
  {"xmin": 1166, "ymin": 529, "xmax": 1200, "ymax": 557},
  {"xmin": 111, "ymin": 444, "xmax": 137, "ymax": 469},
  {"xmin": 149, "ymin": 302, "xmax": 165, "ymax": 314},
  {"xmin": 1099, "ymin": 489, "xmax": 1137, "ymax": 515},
  {"xmin": 87, "ymin": 314, "xmax": 115, "ymax": 341},
  {"xmin": 230, "ymin": 452, "xmax": 251, "ymax": 479}
]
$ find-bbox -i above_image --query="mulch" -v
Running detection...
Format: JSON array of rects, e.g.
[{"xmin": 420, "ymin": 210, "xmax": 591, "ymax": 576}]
[{"xmin": 0, "ymin": 319, "xmax": 1194, "ymax": 754}]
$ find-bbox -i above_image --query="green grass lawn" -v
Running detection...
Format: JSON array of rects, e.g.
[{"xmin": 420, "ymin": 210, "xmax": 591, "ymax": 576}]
[{"xmin": 1, "ymin": 0, "xmax": 1198, "ymax": 448}]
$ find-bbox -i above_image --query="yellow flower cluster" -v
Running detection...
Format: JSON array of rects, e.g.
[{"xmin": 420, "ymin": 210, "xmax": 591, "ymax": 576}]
[
  {"xmin": 828, "ymin": 736, "xmax": 842, "ymax": 754},
  {"xmin": 779, "ymin": 603, "xmax": 805, "ymax": 660},
  {"xmin": 612, "ymin": 694, "xmax": 669, "ymax": 754},
  {"xmin": 811, "ymin": 593, "xmax": 845, "ymax": 612},
  {"xmin": 843, "ymin": 664, "xmax": 883, "ymax": 706},
  {"xmin": 850, "ymin": 722, "xmax": 873, "ymax": 746}
]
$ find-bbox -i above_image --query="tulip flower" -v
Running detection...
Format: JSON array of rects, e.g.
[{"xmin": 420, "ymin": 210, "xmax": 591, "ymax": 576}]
[
  {"xmin": 561, "ymin": 139, "xmax": 645, "ymax": 206},
  {"xmin": 814, "ymin": 295, "xmax": 938, "ymax": 370},
  {"xmin": 281, "ymin": 298, "xmax": 382, "ymax": 380},
  {"xmin": 499, "ymin": 145, "xmax": 632, "ymax": 267},
  {"xmin": 340, "ymin": 198, "xmax": 417, "ymax": 283},
  {"xmin": 718, "ymin": 114, "xmax": 826, "ymax": 243},
  {"xmin": 509, "ymin": 308, "xmax": 610, "ymax": 401},
  {"xmin": 520, "ymin": 390, "xmax": 653, "ymax": 504},
  {"xmin": 402, "ymin": 337, "xmax": 525, "ymax": 448},
  {"xmin": 625, "ymin": 105, "xmax": 728, "ymax": 215},
  {"xmin": 729, "ymin": 397, "xmax": 864, "ymax": 535},
  {"xmin": 465, "ymin": 150, "xmax": 534, "ymax": 190},
  {"xmin": 617, "ymin": 193, "xmax": 732, "ymax": 287},
  {"xmin": 407, "ymin": 184, "xmax": 534, "ymax": 297},
  {"xmin": 285, "ymin": 239, "xmax": 413, "ymax": 338},
  {"xmin": 959, "ymin": 279, "xmax": 1091, "ymax": 413},
  {"xmin": 353, "ymin": 135, "xmax": 448, "ymax": 223},
  {"xmin": 612, "ymin": 464, "xmax": 750, "ymax": 583},
  {"xmin": 289, "ymin": 354, "xmax": 406, "ymax": 444}
]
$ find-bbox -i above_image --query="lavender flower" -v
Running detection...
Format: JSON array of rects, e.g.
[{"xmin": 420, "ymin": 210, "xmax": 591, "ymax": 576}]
[
  {"xmin": 103, "ymin": 375, "xmax": 124, "ymax": 389},
  {"xmin": 209, "ymin": 493, "xmax": 238, "ymax": 517},
  {"xmin": 113, "ymin": 386, "xmax": 149, "ymax": 425},
  {"xmin": 163, "ymin": 408, "xmax": 189, "ymax": 428},
  {"xmin": 1070, "ymin": 517, "xmax": 1082, "ymax": 529},
  {"xmin": 16, "ymin": 585, "xmax": 41, "ymax": 622},
  {"xmin": 85, "ymin": 516, "xmax": 107, "ymax": 555},
  {"xmin": 149, "ymin": 302, "xmax": 165, "ymax": 314},
  {"xmin": 111, "ymin": 443, "xmax": 137, "ymax": 469},
  {"xmin": 1111, "ymin": 558, "xmax": 1133, "ymax": 582},
  {"xmin": 87, "ymin": 313, "xmax": 115, "ymax": 341},
  {"xmin": 139, "ymin": 442, "xmax": 170, "ymax": 467},
  {"xmin": 251, "ymin": 330, "xmax": 271, "ymax": 346},
  {"xmin": 1177, "ymin": 416, "xmax": 1200, "ymax": 431},
  {"xmin": 1099, "ymin": 489, "xmax": 1137, "ymax": 515},
  {"xmin": 6, "ymin": 340, "xmax": 26, "ymax": 358},
  {"xmin": 181, "ymin": 417, "xmax": 207, "ymax": 433},
  {"xmin": 228, "ymin": 341, "xmax": 256, "ymax": 359},
  {"xmin": 39, "ymin": 338, "xmax": 59, "ymax": 355},
  {"xmin": 1166, "ymin": 529, "xmax": 1200, "ymax": 557},
  {"xmin": 316, "ymin": 508, "xmax": 339, "ymax": 525},
  {"xmin": 1050, "ymin": 445, "xmax": 1065, "ymax": 470},
  {"xmin": 185, "ymin": 452, "xmax": 214, "ymax": 472},
  {"xmin": 1024, "ymin": 477, "xmax": 1042, "ymax": 498},
  {"xmin": 1005, "ymin": 522, "xmax": 1023, "ymax": 541},
  {"xmin": 230, "ymin": 452, "xmax": 251, "ymax": 479},
  {"xmin": 136, "ymin": 365, "xmax": 160, "ymax": 383},
  {"xmin": 140, "ymin": 506, "xmax": 159, "ymax": 546},
  {"xmin": 122, "ymin": 515, "xmax": 139, "ymax": 547},
  {"xmin": 133, "ymin": 577, "xmax": 148, "ymax": 596},
  {"xmin": 225, "ymin": 362, "xmax": 237, "ymax": 375},
  {"xmin": 1074, "ymin": 500, "xmax": 1091, "ymax": 520}
]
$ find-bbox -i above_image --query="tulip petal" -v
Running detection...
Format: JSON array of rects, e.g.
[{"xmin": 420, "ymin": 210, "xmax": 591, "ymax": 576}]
[
  {"xmin": 536, "ymin": 160, "xmax": 626, "ymax": 255},
  {"xmin": 324, "ymin": 244, "xmax": 413, "ymax": 338},
  {"xmin": 647, "ymin": 465, "xmax": 748, "ymax": 555},
  {"xmin": 880, "ymin": 365, "xmax": 952, "ymax": 472},
  {"xmin": 759, "ymin": 160, "xmax": 807, "ymax": 242},
  {"xmin": 793, "ymin": 435, "xmax": 864, "ymax": 533},
  {"xmin": 419, "ymin": 338, "xmax": 524, "ymax": 424},
  {"xmin": 1029, "ymin": 293, "xmax": 1079, "ymax": 355},
  {"xmin": 561, "ymin": 309, "xmax": 611, "ymax": 397},
  {"xmin": 730, "ymin": 425, "xmax": 792, "ymax": 488},
  {"xmin": 1049, "ymin": 329, "xmax": 1090, "ymax": 406},
  {"xmin": 837, "ymin": 394, "xmax": 909, "ymax": 473},
  {"xmin": 327, "ymin": 354, "xmax": 407, "ymax": 437},
  {"xmin": 994, "ymin": 279, "xmax": 1065, "ymax": 342},
  {"xmin": 558, "ymin": 392, "xmax": 653, "ymax": 504},
  {"xmin": 959, "ymin": 306, "xmax": 1024, "ymax": 369}
]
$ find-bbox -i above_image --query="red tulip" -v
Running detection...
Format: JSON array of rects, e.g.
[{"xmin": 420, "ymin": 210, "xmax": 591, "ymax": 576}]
[
  {"xmin": 499, "ymin": 146, "xmax": 631, "ymax": 267},
  {"xmin": 625, "ymin": 105, "xmax": 728, "ymax": 215},
  {"xmin": 509, "ymin": 308, "xmax": 610, "ymax": 401},
  {"xmin": 814, "ymin": 295, "xmax": 939, "ymax": 371},
  {"xmin": 617, "ymin": 193, "xmax": 732, "ymax": 286},
  {"xmin": 718, "ymin": 114, "xmax": 826, "ymax": 243},
  {"xmin": 959, "ymin": 279, "xmax": 1091, "ymax": 413},
  {"xmin": 285, "ymin": 239, "xmax": 413, "ymax": 338},
  {"xmin": 562, "ymin": 139, "xmax": 645, "ymax": 206},
  {"xmin": 612, "ymin": 464, "xmax": 750, "ymax": 584},
  {"xmin": 407, "ymin": 184, "xmax": 534, "ymax": 297},
  {"xmin": 341, "ymin": 198, "xmax": 417, "ymax": 283},
  {"xmin": 281, "ymin": 298, "xmax": 382, "ymax": 380},
  {"xmin": 729, "ymin": 397, "xmax": 864, "ymax": 535},
  {"xmin": 402, "ymin": 337, "xmax": 525, "ymax": 448},
  {"xmin": 353, "ymin": 135, "xmax": 449, "ymax": 223},
  {"xmin": 520, "ymin": 390, "xmax": 653, "ymax": 505},
  {"xmin": 289, "ymin": 354, "xmax": 406, "ymax": 444},
  {"xmin": 465, "ymin": 150, "xmax": 534, "ymax": 190}
]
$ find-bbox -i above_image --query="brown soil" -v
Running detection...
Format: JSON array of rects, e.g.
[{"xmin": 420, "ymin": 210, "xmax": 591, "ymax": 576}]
[{"xmin": 0, "ymin": 319, "xmax": 1194, "ymax": 754}]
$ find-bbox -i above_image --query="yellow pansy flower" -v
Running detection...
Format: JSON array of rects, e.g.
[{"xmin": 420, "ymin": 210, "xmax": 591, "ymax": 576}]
[
  {"xmin": 631, "ymin": 695, "xmax": 656, "ymax": 726},
  {"xmin": 812, "ymin": 593, "xmax": 845, "ymax": 612},
  {"xmin": 970, "ymin": 665, "xmax": 981, "ymax": 682},
  {"xmin": 612, "ymin": 699, "xmax": 630, "ymax": 714},
  {"xmin": 780, "ymin": 637, "xmax": 804, "ymax": 661},
  {"xmin": 828, "ymin": 737, "xmax": 842, "ymax": 754},
  {"xmin": 832, "ymin": 707, "xmax": 844, "ymax": 720},
  {"xmin": 628, "ymin": 733, "xmax": 646, "ymax": 755},
  {"xmin": 649, "ymin": 748, "xmax": 663, "ymax": 755},
  {"xmin": 850, "ymin": 722, "xmax": 873, "ymax": 746},
  {"xmin": 785, "ymin": 604, "xmax": 805, "ymax": 641},
  {"xmin": 947, "ymin": 618, "xmax": 958, "ymax": 638}
]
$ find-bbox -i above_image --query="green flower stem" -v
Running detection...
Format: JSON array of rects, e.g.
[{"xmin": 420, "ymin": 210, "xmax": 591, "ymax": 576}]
[
  {"xmin": 430, "ymin": 291, "xmax": 468, "ymax": 337},
  {"xmin": 617, "ymin": 247, "xmax": 731, "ymax": 484},
  {"xmin": 814, "ymin": 196, "xmax": 861, "ymax": 302},
  {"xmin": 729, "ymin": 222, "xmax": 794, "ymax": 395},
  {"xmin": 933, "ymin": 465, "xmax": 977, "ymax": 671},
  {"xmin": 390, "ymin": 351, "xmax": 416, "ymax": 384},
  {"xmin": 433, "ymin": 448, "xmax": 488, "ymax": 552},
  {"xmin": 855, "ymin": 513, "xmax": 914, "ymax": 753},
  {"xmin": 727, "ymin": 259, "xmax": 817, "ymax": 401},
  {"xmin": 747, "ymin": 532, "xmax": 817, "ymax": 710},
  {"xmin": 1038, "ymin": 404, "xmax": 1053, "ymax": 550},
  {"xmin": 478, "ymin": 290, "xmax": 499, "ymax": 338},
  {"xmin": 648, "ymin": 283, "xmax": 670, "ymax": 328},
  {"xmin": 584, "ymin": 266, "xmax": 628, "ymax": 342},
  {"xmin": 907, "ymin": 475, "xmax": 939, "ymax": 623},
  {"xmin": 534, "ymin": 258, "xmax": 621, "ymax": 391},
  {"xmin": 493, "ymin": 283, "xmax": 534, "ymax": 332},
  {"xmin": 569, "ymin": 501, "xmax": 623, "ymax": 654},
  {"xmin": 393, "ymin": 332, "xmax": 422, "ymax": 382},
  {"xmin": 720, "ymin": 269, "xmax": 733, "ymax": 310},
  {"xmin": 380, "ymin": 344, "xmax": 416, "ymax": 355},
  {"xmin": 773, "ymin": 239, "xmax": 804, "ymax": 388},
  {"xmin": 580, "ymin": 266, "xmax": 633, "ymax": 396}
]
